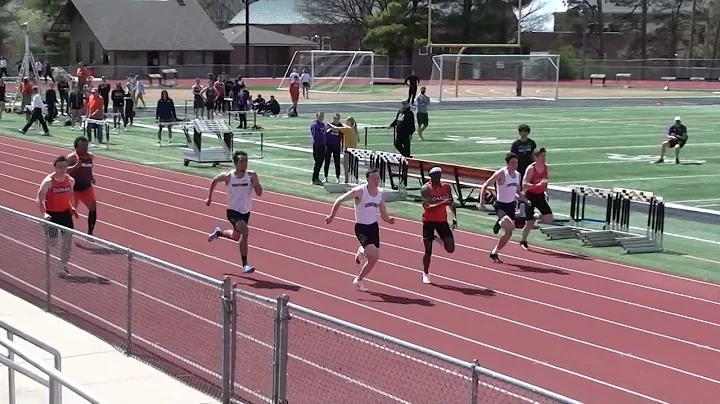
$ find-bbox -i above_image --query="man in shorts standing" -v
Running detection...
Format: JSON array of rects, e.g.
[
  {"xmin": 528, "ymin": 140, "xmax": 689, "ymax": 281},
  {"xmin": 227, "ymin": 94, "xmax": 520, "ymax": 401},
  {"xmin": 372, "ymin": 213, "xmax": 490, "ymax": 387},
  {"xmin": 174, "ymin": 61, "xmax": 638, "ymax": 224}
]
[
  {"xmin": 415, "ymin": 87, "xmax": 430, "ymax": 140},
  {"xmin": 519, "ymin": 148, "xmax": 553, "ymax": 250},
  {"xmin": 510, "ymin": 124, "xmax": 537, "ymax": 182},
  {"xmin": 420, "ymin": 166, "xmax": 456, "ymax": 284},
  {"xmin": 206, "ymin": 151, "xmax": 263, "ymax": 274},
  {"xmin": 480, "ymin": 152, "xmax": 529, "ymax": 263},
  {"xmin": 37, "ymin": 156, "xmax": 79, "ymax": 277},
  {"xmin": 654, "ymin": 116, "xmax": 688, "ymax": 164},
  {"xmin": 67, "ymin": 136, "xmax": 98, "ymax": 236},
  {"xmin": 325, "ymin": 168, "xmax": 395, "ymax": 291}
]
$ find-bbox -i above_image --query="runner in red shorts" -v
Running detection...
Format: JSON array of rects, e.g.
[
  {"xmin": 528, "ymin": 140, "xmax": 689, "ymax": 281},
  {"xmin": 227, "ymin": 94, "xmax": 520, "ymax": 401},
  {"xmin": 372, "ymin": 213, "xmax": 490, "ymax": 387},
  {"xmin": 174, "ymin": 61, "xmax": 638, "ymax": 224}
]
[
  {"xmin": 67, "ymin": 136, "xmax": 98, "ymax": 235},
  {"xmin": 420, "ymin": 166, "xmax": 456, "ymax": 284}
]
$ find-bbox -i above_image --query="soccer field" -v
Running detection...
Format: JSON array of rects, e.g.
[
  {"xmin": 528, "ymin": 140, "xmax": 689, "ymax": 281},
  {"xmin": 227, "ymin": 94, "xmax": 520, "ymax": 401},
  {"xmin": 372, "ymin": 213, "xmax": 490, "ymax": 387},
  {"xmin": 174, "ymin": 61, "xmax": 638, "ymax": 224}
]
[{"xmin": 248, "ymin": 104, "xmax": 720, "ymax": 211}]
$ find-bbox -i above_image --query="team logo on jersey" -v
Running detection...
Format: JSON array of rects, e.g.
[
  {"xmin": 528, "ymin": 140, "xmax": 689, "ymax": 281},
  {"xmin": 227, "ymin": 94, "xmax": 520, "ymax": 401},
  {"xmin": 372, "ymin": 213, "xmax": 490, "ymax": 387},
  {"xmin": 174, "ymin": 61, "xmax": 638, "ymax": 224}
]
[
  {"xmin": 231, "ymin": 182, "xmax": 249, "ymax": 187},
  {"xmin": 364, "ymin": 202, "xmax": 380, "ymax": 208},
  {"xmin": 52, "ymin": 186, "xmax": 72, "ymax": 194}
]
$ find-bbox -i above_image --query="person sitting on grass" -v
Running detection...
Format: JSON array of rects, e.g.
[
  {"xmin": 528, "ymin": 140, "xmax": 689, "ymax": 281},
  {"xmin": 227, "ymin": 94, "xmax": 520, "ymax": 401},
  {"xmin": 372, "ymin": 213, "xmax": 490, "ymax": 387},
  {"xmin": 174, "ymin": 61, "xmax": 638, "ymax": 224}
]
[
  {"xmin": 155, "ymin": 90, "xmax": 177, "ymax": 146},
  {"xmin": 265, "ymin": 95, "xmax": 281, "ymax": 117},
  {"xmin": 654, "ymin": 116, "xmax": 688, "ymax": 165},
  {"xmin": 253, "ymin": 94, "xmax": 266, "ymax": 113}
]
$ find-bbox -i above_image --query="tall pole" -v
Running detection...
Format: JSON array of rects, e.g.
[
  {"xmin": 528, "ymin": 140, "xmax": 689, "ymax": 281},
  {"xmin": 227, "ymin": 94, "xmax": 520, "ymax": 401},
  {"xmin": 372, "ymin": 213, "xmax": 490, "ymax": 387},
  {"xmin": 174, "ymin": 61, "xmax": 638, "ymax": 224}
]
[{"xmin": 244, "ymin": 0, "xmax": 250, "ymax": 77}]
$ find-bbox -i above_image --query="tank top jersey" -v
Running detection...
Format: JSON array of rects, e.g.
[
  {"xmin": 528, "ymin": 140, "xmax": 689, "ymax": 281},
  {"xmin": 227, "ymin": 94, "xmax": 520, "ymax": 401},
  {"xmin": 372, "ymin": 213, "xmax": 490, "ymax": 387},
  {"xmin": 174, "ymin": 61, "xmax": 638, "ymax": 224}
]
[
  {"xmin": 354, "ymin": 185, "xmax": 382, "ymax": 225},
  {"xmin": 226, "ymin": 170, "xmax": 254, "ymax": 214},
  {"xmin": 524, "ymin": 163, "xmax": 548, "ymax": 195},
  {"xmin": 496, "ymin": 168, "xmax": 520, "ymax": 203},
  {"xmin": 192, "ymin": 85, "xmax": 202, "ymax": 98},
  {"xmin": 45, "ymin": 174, "xmax": 73, "ymax": 213},
  {"xmin": 68, "ymin": 152, "xmax": 94, "ymax": 191},
  {"xmin": 422, "ymin": 184, "xmax": 451, "ymax": 223},
  {"xmin": 205, "ymin": 86, "xmax": 217, "ymax": 101}
]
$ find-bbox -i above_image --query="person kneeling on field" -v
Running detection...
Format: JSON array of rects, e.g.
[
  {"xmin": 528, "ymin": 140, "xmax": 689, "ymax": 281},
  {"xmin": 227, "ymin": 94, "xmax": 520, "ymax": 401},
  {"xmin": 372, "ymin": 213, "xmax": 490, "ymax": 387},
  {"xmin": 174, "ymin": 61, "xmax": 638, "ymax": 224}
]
[{"xmin": 654, "ymin": 116, "xmax": 688, "ymax": 164}]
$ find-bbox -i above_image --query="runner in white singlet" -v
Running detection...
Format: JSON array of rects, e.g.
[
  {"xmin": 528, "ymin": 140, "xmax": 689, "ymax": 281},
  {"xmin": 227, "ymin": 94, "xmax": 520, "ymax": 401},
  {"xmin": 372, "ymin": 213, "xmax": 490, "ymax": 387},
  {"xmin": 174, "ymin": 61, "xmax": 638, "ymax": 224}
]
[
  {"xmin": 325, "ymin": 168, "xmax": 395, "ymax": 291},
  {"xmin": 205, "ymin": 151, "xmax": 263, "ymax": 273},
  {"xmin": 480, "ymin": 152, "xmax": 530, "ymax": 263}
]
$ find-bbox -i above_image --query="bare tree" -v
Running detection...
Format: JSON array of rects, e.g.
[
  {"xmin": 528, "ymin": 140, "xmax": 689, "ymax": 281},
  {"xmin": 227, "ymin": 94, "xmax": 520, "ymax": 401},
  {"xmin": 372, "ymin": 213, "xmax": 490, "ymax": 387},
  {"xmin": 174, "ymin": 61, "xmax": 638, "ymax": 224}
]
[
  {"xmin": 197, "ymin": 0, "xmax": 244, "ymax": 28},
  {"xmin": 296, "ymin": 0, "xmax": 382, "ymax": 26},
  {"xmin": 518, "ymin": 0, "xmax": 553, "ymax": 31}
]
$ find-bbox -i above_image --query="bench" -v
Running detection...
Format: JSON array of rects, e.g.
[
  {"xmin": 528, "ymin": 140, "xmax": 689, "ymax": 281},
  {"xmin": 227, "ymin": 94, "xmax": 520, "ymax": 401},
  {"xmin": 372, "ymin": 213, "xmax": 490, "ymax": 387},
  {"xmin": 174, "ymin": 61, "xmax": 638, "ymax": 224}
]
[
  {"xmin": 589, "ymin": 74, "xmax": 606, "ymax": 87},
  {"xmin": 405, "ymin": 158, "xmax": 495, "ymax": 208},
  {"xmin": 615, "ymin": 73, "xmax": 631, "ymax": 87},
  {"xmin": 148, "ymin": 73, "xmax": 162, "ymax": 86},
  {"xmin": 690, "ymin": 76, "xmax": 706, "ymax": 82}
]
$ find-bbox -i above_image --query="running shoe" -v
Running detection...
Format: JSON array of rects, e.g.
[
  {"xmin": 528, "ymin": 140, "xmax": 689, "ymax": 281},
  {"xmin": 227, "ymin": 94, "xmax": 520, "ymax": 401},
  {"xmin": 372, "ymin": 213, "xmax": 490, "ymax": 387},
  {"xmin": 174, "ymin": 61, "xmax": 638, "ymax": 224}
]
[
  {"xmin": 242, "ymin": 265, "xmax": 255, "ymax": 274},
  {"xmin": 422, "ymin": 273, "xmax": 431, "ymax": 284},
  {"xmin": 57, "ymin": 266, "xmax": 69, "ymax": 278},
  {"xmin": 520, "ymin": 240, "xmax": 529, "ymax": 250},
  {"xmin": 492, "ymin": 221, "xmax": 501, "ymax": 234},
  {"xmin": 207, "ymin": 227, "xmax": 221, "ymax": 242},
  {"xmin": 489, "ymin": 253, "xmax": 501, "ymax": 263},
  {"xmin": 353, "ymin": 277, "xmax": 367, "ymax": 291}
]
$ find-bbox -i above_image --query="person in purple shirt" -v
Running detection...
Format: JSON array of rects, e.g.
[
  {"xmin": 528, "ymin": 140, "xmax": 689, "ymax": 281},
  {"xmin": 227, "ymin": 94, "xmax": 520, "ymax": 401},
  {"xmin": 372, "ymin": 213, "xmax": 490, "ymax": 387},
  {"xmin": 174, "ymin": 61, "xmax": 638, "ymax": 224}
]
[{"xmin": 310, "ymin": 112, "xmax": 327, "ymax": 185}]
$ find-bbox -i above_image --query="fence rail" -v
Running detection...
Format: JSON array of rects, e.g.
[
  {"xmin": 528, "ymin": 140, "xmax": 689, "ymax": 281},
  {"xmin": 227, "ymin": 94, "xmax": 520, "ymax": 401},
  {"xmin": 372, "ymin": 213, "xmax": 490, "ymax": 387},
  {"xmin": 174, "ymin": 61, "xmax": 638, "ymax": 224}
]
[
  {"xmin": 566, "ymin": 58, "xmax": 720, "ymax": 80},
  {"xmin": 0, "ymin": 204, "xmax": 580, "ymax": 404}
]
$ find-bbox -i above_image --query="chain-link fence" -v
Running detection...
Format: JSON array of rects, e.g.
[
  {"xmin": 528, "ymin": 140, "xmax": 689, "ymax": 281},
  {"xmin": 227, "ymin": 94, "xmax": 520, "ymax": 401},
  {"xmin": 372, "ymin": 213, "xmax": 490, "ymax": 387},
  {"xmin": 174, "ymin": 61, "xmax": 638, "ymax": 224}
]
[
  {"xmin": 566, "ymin": 58, "xmax": 720, "ymax": 80},
  {"xmin": 0, "ymin": 205, "xmax": 581, "ymax": 404}
]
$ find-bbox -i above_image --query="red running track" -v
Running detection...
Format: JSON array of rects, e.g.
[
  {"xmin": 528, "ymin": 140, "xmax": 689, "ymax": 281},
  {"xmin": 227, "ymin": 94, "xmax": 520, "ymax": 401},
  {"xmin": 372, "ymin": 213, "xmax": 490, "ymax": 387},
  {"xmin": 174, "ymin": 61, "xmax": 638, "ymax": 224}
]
[{"xmin": 1, "ymin": 136, "xmax": 720, "ymax": 403}]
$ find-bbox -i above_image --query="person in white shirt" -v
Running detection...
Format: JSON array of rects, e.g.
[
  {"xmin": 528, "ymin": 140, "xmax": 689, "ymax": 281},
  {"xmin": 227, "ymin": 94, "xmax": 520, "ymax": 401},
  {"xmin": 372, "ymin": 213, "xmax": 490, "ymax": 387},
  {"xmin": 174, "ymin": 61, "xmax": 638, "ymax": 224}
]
[
  {"xmin": 18, "ymin": 86, "xmax": 49, "ymax": 135},
  {"xmin": 325, "ymin": 168, "xmax": 395, "ymax": 291},
  {"xmin": 480, "ymin": 152, "xmax": 530, "ymax": 263},
  {"xmin": 288, "ymin": 68, "xmax": 300, "ymax": 117},
  {"xmin": 205, "ymin": 150, "xmax": 263, "ymax": 274},
  {"xmin": 300, "ymin": 69, "xmax": 312, "ymax": 99},
  {"xmin": 134, "ymin": 79, "xmax": 146, "ymax": 108},
  {"xmin": 35, "ymin": 60, "xmax": 44, "ymax": 80},
  {"xmin": 0, "ymin": 56, "xmax": 8, "ymax": 77}
]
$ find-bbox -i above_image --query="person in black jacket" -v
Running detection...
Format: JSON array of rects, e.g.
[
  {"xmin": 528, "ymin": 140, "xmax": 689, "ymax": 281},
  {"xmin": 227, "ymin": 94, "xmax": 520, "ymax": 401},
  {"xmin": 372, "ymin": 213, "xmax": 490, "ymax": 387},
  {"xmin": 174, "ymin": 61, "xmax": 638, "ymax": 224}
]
[
  {"xmin": 389, "ymin": 101, "xmax": 415, "ymax": 157},
  {"xmin": 0, "ymin": 78, "xmax": 6, "ymax": 120},
  {"xmin": 110, "ymin": 82, "xmax": 126, "ymax": 132},
  {"xmin": 45, "ymin": 84, "xmax": 58, "ymax": 124},
  {"xmin": 57, "ymin": 77, "xmax": 70, "ymax": 115},
  {"xmin": 97, "ymin": 77, "xmax": 111, "ymax": 113},
  {"xmin": 155, "ymin": 90, "xmax": 177, "ymax": 146},
  {"xmin": 68, "ymin": 85, "xmax": 84, "ymax": 128}
]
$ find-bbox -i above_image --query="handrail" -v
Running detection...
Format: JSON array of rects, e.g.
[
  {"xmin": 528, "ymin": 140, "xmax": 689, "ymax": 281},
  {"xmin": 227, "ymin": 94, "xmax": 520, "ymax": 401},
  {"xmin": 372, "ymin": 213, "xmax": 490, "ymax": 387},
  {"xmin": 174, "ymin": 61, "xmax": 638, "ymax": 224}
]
[
  {"xmin": 0, "ymin": 336, "xmax": 105, "ymax": 404},
  {"xmin": 1, "ymin": 319, "xmax": 64, "ymax": 404}
]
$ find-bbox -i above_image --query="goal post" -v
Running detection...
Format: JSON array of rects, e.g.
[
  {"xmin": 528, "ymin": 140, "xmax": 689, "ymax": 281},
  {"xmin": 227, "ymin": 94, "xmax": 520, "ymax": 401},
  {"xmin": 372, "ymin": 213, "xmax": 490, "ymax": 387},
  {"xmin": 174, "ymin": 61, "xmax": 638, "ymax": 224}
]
[
  {"xmin": 278, "ymin": 50, "xmax": 375, "ymax": 93},
  {"xmin": 429, "ymin": 54, "xmax": 560, "ymax": 102}
]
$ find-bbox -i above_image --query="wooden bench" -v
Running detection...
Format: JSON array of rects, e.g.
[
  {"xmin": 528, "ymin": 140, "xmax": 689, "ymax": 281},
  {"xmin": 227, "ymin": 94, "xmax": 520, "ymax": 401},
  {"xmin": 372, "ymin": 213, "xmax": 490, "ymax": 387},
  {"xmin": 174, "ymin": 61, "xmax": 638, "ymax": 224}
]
[
  {"xmin": 589, "ymin": 74, "xmax": 606, "ymax": 87},
  {"xmin": 405, "ymin": 158, "xmax": 495, "ymax": 208},
  {"xmin": 615, "ymin": 73, "xmax": 631, "ymax": 87}
]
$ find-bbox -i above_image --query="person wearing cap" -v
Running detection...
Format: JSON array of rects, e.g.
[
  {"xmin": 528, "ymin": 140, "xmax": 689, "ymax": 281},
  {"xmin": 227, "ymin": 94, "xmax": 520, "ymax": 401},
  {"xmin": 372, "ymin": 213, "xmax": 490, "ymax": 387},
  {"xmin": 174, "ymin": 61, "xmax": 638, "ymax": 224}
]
[
  {"xmin": 654, "ymin": 116, "xmax": 688, "ymax": 164},
  {"xmin": 85, "ymin": 88, "xmax": 105, "ymax": 142},
  {"xmin": 510, "ymin": 124, "xmax": 537, "ymax": 182},
  {"xmin": 420, "ymin": 166, "xmax": 456, "ymax": 284},
  {"xmin": 389, "ymin": 101, "xmax": 415, "ymax": 157}
]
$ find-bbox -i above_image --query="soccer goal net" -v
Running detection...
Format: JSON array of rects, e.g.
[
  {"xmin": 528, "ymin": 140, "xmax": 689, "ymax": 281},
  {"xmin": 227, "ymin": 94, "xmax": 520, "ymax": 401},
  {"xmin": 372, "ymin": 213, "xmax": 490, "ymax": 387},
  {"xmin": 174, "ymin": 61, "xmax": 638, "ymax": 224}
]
[
  {"xmin": 429, "ymin": 54, "xmax": 560, "ymax": 102},
  {"xmin": 277, "ymin": 50, "xmax": 375, "ymax": 93}
]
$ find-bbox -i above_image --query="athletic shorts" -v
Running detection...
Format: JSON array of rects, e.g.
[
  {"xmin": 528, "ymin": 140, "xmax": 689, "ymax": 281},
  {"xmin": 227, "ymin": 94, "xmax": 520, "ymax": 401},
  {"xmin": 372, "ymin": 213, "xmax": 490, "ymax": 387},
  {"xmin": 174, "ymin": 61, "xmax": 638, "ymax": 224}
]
[
  {"xmin": 354, "ymin": 222, "xmax": 380, "ymax": 248},
  {"xmin": 302, "ymin": 82, "xmax": 310, "ymax": 89},
  {"xmin": 74, "ymin": 187, "xmax": 95, "ymax": 207},
  {"xmin": 494, "ymin": 201, "xmax": 516, "ymax": 222},
  {"xmin": 668, "ymin": 138, "xmax": 686, "ymax": 149},
  {"xmin": 525, "ymin": 192, "xmax": 552, "ymax": 217},
  {"xmin": 227, "ymin": 209, "xmax": 250, "ymax": 228},
  {"xmin": 422, "ymin": 221, "xmax": 453, "ymax": 242},
  {"xmin": 417, "ymin": 112, "xmax": 429, "ymax": 126},
  {"xmin": 45, "ymin": 210, "xmax": 74, "ymax": 239},
  {"xmin": 205, "ymin": 100, "xmax": 215, "ymax": 111}
]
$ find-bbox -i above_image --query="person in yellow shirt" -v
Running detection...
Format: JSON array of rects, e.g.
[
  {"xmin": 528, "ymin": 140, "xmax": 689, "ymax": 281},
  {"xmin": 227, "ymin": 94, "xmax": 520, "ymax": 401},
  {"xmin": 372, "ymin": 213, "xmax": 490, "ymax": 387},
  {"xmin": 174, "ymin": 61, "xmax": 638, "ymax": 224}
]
[{"xmin": 343, "ymin": 116, "xmax": 359, "ymax": 149}]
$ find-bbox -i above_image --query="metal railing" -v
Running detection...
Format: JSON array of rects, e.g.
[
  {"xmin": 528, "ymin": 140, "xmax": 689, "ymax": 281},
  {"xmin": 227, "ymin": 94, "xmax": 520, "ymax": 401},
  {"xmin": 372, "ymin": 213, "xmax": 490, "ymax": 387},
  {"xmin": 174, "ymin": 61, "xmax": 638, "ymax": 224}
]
[
  {"xmin": 0, "ymin": 204, "xmax": 581, "ymax": 404},
  {"xmin": 0, "ymin": 321, "xmax": 104, "ymax": 404},
  {"xmin": 566, "ymin": 58, "xmax": 720, "ymax": 80}
]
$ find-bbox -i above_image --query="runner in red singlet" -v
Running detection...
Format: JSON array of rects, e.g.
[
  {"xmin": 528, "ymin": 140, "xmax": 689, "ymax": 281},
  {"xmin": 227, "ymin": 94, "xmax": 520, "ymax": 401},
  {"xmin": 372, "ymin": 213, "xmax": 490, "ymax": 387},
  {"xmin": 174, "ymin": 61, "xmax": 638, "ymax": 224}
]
[
  {"xmin": 37, "ymin": 155, "xmax": 79, "ymax": 277},
  {"xmin": 67, "ymin": 136, "xmax": 98, "ymax": 235},
  {"xmin": 420, "ymin": 166, "xmax": 456, "ymax": 284},
  {"xmin": 520, "ymin": 147, "xmax": 553, "ymax": 250}
]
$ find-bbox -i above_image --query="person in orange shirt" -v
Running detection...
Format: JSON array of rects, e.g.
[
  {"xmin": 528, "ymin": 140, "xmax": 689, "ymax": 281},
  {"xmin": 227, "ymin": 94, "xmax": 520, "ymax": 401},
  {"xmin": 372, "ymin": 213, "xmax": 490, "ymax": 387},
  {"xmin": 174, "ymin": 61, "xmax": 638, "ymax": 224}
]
[
  {"xmin": 37, "ymin": 155, "xmax": 79, "ymax": 277},
  {"xmin": 420, "ymin": 166, "xmax": 457, "ymax": 284},
  {"xmin": 85, "ymin": 88, "xmax": 105, "ymax": 142},
  {"xmin": 76, "ymin": 63, "xmax": 89, "ymax": 90},
  {"xmin": 19, "ymin": 77, "xmax": 32, "ymax": 110}
]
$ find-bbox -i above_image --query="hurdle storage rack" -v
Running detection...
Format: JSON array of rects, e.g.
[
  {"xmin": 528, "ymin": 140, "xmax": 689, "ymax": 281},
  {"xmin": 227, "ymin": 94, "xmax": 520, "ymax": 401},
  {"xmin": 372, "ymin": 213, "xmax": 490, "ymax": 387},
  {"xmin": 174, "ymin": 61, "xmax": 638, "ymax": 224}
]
[{"xmin": 540, "ymin": 186, "xmax": 665, "ymax": 254}]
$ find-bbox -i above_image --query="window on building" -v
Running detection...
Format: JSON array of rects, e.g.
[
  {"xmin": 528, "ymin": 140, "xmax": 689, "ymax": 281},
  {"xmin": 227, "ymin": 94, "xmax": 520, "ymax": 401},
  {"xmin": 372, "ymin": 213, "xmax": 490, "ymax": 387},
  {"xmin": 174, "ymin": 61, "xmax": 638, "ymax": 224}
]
[
  {"xmin": 88, "ymin": 41, "xmax": 96, "ymax": 64},
  {"xmin": 102, "ymin": 50, "xmax": 110, "ymax": 65},
  {"xmin": 75, "ymin": 41, "xmax": 82, "ymax": 63},
  {"xmin": 184, "ymin": 51, "xmax": 204, "ymax": 65}
]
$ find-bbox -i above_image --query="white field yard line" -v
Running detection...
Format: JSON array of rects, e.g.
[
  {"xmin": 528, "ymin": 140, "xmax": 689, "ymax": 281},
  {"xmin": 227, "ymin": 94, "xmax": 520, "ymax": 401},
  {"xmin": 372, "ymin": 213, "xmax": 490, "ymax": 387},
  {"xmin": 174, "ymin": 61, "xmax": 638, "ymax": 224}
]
[
  {"xmin": 697, "ymin": 204, "xmax": 720, "ymax": 208},
  {"xmin": 553, "ymin": 173, "xmax": 720, "ymax": 185},
  {"xmin": 0, "ymin": 186, "xmax": 713, "ymax": 398},
  {"xmin": 674, "ymin": 198, "xmax": 720, "ymax": 203},
  {"xmin": 7, "ymin": 135, "xmax": 720, "ymax": 282},
  {"xmin": 0, "ymin": 191, "xmax": 645, "ymax": 403},
  {"xmin": 416, "ymin": 142, "xmax": 720, "ymax": 157}
]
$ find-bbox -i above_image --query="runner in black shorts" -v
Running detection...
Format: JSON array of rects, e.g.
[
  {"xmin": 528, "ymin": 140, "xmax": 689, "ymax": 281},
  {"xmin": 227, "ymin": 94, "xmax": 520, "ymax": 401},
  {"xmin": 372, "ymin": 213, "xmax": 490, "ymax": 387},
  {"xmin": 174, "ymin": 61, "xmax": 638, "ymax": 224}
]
[
  {"xmin": 354, "ymin": 222, "xmax": 380, "ymax": 248},
  {"xmin": 227, "ymin": 210, "xmax": 250, "ymax": 227},
  {"xmin": 420, "ymin": 166, "xmax": 456, "ymax": 284},
  {"xmin": 520, "ymin": 148, "xmax": 553, "ymax": 250},
  {"xmin": 654, "ymin": 116, "xmax": 688, "ymax": 164}
]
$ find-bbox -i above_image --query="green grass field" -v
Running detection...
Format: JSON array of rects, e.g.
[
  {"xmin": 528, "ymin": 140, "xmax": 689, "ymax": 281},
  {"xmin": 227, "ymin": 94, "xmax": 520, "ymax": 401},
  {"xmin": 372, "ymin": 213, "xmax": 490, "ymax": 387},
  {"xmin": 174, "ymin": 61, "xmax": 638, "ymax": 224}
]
[{"xmin": 3, "ymin": 103, "xmax": 720, "ymax": 282}]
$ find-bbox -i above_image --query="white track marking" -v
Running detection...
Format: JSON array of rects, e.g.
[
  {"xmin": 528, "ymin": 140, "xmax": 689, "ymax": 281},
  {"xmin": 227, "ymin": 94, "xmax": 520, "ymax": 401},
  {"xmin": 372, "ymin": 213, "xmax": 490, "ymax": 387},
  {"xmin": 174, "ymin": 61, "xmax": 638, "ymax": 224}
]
[{"xmin": 3, "ymin": 137, "xmax": 720, "ymax": 290}]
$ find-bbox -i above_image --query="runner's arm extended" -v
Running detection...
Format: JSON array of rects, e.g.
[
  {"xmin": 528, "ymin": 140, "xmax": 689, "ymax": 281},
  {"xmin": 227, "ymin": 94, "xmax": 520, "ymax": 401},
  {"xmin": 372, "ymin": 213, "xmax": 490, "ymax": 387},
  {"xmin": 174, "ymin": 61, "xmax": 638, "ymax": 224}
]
[
  {"xmin": 379, "ymin": 199, "xmax": 395, "ymax": 224},
  {"xmin": 479, "ymin": 169, "xmax": 503, "ymax": 201},
  {"xmin": 326, "ymin": 187, "xmax": 363, "ymax": 223},
  {"xmin": 206, "ymin": 172, "xmax": 230, "ymax": 205}
]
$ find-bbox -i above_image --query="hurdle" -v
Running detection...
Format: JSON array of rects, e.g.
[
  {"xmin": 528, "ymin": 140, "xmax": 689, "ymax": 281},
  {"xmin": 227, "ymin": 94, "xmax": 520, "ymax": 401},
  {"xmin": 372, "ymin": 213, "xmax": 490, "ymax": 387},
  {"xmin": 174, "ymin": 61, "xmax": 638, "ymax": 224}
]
[
  {"xmin": 540, "ymin": 186, "xmax": 665, "ymax": 253},
  {"xmin": 81, "ymin": 117, "xmax": 111, "ymax": 149},
  {"xmin": 357, "ymin": 124, "xmax": 391, "ymax": 148},
  {"xmin": 589, "ymin": 74, "xmax": 606, "ymax": 87},
  {"xmin": 615, "ymin": 73, "xmax": 631, "ymax": 88}
]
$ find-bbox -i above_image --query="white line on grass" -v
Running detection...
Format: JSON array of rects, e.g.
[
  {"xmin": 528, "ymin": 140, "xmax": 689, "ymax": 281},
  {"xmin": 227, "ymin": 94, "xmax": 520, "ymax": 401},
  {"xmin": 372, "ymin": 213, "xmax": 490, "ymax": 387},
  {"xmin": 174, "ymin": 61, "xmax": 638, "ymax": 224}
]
[
  {"xmin": 554, "ymin": 173, "xmax": 720, "ymax": 185},
  {"xmin": 416, "ymin": 142, "xmax": 720, "ymax": 157},
  {"xmin": 674, "ymin": 198, "xmax": 720, "ymax": 204}
]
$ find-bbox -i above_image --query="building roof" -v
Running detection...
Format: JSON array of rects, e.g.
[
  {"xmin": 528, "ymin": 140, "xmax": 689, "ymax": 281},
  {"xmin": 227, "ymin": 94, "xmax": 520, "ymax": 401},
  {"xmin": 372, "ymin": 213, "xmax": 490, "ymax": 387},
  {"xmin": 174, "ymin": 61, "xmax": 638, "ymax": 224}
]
[
  {"xmin": 221, "ymin": 26, "xmax": 316, "ymax": 47},
  {"xmin": 229, "ymin": 0, "xmax": 332, "ymax": 25},
  {"xmin": 52, "ymin": 0, "xmax": 232, "ymax": 52}
]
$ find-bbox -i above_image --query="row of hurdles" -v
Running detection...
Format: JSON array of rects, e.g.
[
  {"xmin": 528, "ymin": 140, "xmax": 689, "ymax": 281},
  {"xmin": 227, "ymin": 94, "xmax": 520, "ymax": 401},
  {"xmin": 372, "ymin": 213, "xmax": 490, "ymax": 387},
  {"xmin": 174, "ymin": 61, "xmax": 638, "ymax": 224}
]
[
  {"xmin": 340, "ymin": 148, "xmax": 666, "ymax": 254},
  {"xmin": 588, "ymin": 73, "xmax": 715, "ymax": 90}
]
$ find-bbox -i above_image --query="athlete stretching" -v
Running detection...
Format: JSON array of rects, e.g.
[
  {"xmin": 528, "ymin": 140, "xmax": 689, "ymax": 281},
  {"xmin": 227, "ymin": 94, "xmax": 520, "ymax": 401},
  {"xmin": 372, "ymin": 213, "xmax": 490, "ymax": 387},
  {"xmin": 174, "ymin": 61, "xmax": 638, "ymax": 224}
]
[
  {"xmin": 67, "ymin": 136, "xmax": 98, "ymax": 235},
  {"xmin": 420, "ymin": 166, "xmax": 456, "ymax": 284},
  {"xmin": 37, "ymin": 155, "xmax": 79, "ymax": 277},
  {"xmin": 325, "ymin": 168, "xmax": 395, "ymax": 291},
  {"xmin": 206, "ymin": 151, "xmax": 263, "ymax": 274},
  {"xmin": 480, "ymin": 152, "xmax": 529, "ymax": 263}
]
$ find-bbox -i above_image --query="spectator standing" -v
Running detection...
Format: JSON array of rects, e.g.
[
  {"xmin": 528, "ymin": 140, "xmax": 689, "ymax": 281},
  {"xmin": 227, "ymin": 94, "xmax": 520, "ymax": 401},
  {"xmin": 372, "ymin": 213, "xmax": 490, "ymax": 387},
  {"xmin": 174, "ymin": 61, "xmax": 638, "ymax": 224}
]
[
  {"xmin": 57, "ymin": 77, "xmax": 70, "ymax": 115},
  {"xmin": 415, "ymin": 86, "xmax": 430, "ymax": 139},
  {"xmin": 389, "ymin": 101, "xmax": 415, "ymax": 157},
  {"xmin": 75, "ymin": 63, "xmax": 89, "ymax": 90},
  {"xmin": 124, "ymin": 80, "xmax": 135, "ymax": 126},
  {"xmin": 236, "ymin": 89, "xmax": 250, "ymax": 129},
  {"xmin": 404, "ymin": 70, "xmax": 420, "ymax": 105},
  {"xmin": 300, "ymin": 69, "xmax": 312, "ymax": 99},
  {"xmin": 135, "ymin": 78, "xmax": 146, "ymax": 108},
  {"xmin": 68, "ymin": 84, "xmax": 85, "ymax": 129},
  {"xmin": 510, "ymin": 124, "xmax": 537, "ymax": 182},
  {"xmin": 44, "ymin": 61, "xmax": 54, "ymax": 83},
  {"xmin": 155, "ymin": 90, "xmax": 177, "ymax": 146},
  {"xmin": 97, "ymin": 77, "xmax": 111, "ymax": 113},
  {"xmin": 0, "ymin": 56, "xmax": 7, "ymax": 77},
  {"xmin": 310, "ymin": 112, "xmax": 328, "ymax": 185},
  {"xmin": 110, "ymin": 82, "xmax": 126, "ymax": 132},
  {"xmin": 18, "ymin": 86, "xmax": 49, "ymax": 135},
  {"xmin": 85, "ymin": 88, "xmax": 105, "ymax": 142},
  {"xmin": 324, "ymin": 113, "xmax": 344, "ymax": 183},
  {"xmin": 0, "ymin": 78, "xmax": 6, "ymax": 119},
  {"xmin": 35, "ymin": 60, "xmax": 44, "ymax": 81},
  {"xmin": 20, "ymin": 77, "xmax": 32, "ymax": 111},
  {"xmin": 45, "ymin": 83, "xmax": 58, "ymax": 124}
]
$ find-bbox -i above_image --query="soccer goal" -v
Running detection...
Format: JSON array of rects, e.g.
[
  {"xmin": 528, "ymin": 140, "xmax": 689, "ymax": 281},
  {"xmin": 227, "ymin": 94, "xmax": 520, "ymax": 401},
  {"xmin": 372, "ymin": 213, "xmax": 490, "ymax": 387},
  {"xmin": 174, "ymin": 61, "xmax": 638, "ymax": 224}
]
[
  {"xmin": 277, "ymin": 50, "xmax": 375, "ymax": 94},
  {"xmin": 429, "ymin": 54, "xmax": 560, "ymax": 102}
]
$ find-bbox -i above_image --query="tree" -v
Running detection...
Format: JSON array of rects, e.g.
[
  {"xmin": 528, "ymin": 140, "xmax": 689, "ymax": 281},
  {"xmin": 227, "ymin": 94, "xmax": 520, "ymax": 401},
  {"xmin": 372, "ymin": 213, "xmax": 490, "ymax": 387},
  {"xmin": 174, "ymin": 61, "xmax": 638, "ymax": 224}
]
[
  {"xmin": 198, "ymin": 0, "xmax": 244, "ymax": 28},
  {"xmin": 297, "ymin": 0, "xmax": 382, "ymax": 27},
  {"xmin": 519, "ymin": 0, "xmax": 553, "ymax": 31},
  {"xmin": 363, "ymin": 0, "xmax": 427, "ymax": 60}
]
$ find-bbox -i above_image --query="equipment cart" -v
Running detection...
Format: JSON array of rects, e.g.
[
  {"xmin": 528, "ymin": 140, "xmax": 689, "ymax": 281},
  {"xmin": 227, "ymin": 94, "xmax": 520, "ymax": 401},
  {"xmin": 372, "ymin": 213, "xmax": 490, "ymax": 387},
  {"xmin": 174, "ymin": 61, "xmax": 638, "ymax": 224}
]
[{"xmin": 181, "ymin": 119, "xmax": 234, "ymax": 167}]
